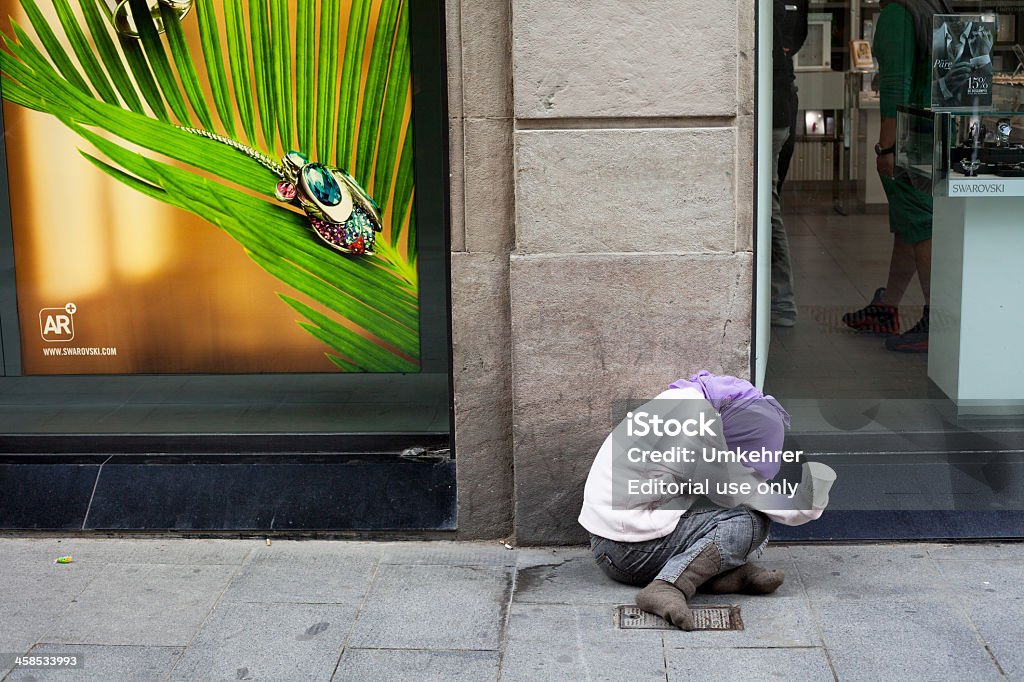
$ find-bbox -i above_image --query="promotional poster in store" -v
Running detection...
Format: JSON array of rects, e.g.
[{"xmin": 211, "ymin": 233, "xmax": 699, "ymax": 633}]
[{"xmin": 0, "ymin": 0, "xmax": 421, "ymax": 375}]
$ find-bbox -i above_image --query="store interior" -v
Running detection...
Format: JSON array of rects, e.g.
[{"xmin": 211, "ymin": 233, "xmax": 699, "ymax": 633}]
[{"xmin": 763, "ymin": 0, "xmax": 1024, "ymax": 434}]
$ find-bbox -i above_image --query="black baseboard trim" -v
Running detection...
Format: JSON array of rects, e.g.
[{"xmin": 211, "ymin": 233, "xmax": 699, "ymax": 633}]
[
  {"xmin": 771, "ymin": 510, "xmax": 1024, "ymax": 541},
  {"xmin": 0, "ymin": 452, "xmax": 455, "ymax": 532}
]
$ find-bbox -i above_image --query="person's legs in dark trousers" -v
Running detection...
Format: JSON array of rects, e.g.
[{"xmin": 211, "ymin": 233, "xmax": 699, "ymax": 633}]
[
  {"xmin": 777, "ymin": 99, "xmax": 799, "ymax": 192},
  {"xmin": 590, "ymin": 507, "xmax": 781, "ymax": 630},
  {"xmin": 771, "ymin": 126, "xmax": 797, "ymax": 326}
]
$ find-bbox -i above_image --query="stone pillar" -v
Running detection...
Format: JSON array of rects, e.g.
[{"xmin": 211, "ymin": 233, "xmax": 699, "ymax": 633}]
[
  {"xmin": 509, "ymin": 1, "xmax": 756, "ymax": 543},
  {"xmin": 448, "ymin": 0, "xmax": 517, "ymax": 539}
]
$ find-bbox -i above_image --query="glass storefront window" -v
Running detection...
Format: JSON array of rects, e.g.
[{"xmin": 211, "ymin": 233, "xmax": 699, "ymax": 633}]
[
  {"xmin": 0, "ymin": 0, "xmax": 451, "ymax": 436},
  {"xmin": 760, "ymin": 0, "xmax": 1024, "ymax": 535}
]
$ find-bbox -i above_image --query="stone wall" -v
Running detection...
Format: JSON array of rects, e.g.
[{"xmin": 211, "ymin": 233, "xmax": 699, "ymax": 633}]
[{"xmin": 449, "ymin": 0, "xmax": 756, "ymax": 543}]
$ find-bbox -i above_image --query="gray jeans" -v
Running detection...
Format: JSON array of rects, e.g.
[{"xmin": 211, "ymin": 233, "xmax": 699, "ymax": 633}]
[{"xmin": 590, "ymin": 507, "xmax": 771, "ymax": 586}]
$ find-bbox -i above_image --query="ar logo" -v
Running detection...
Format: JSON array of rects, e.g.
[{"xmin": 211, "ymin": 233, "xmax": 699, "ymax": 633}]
[{"xmin": 39, "ymin": 303, "xmax": 77, "ymax": 343}]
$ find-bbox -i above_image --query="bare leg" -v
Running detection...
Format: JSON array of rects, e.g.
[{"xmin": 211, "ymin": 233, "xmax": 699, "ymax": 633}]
[
  {"xmin": 883, "ymin": 237, "xmax": 932, "ymax": 351},
  {"xmin": 878, "ymin": 235, "xmax": 916, "ymax": 307}
]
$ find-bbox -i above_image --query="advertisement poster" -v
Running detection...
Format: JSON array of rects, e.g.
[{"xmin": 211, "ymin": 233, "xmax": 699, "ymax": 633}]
[
  {"xmin": 0, "ymin": 0, "xmax": 420, "ymax": 375},
  {"xmin": 932, "ymin": 14, "xmax": 996, "ymax": 111}
]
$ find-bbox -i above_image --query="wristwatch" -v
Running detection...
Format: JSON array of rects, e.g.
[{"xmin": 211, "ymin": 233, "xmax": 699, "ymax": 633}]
[{"xmin": 874, "ymin": 142, "xmax": 896, "ymax": 156}]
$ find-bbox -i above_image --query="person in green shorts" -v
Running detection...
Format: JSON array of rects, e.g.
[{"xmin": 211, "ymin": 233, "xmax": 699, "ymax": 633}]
[{"xmin": 842, "ymin": 0, "xmax": 951, "ymax": 353}]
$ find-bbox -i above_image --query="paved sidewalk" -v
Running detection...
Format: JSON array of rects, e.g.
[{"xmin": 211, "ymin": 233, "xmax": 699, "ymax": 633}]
[{"xmin": 0, "ymin": 538, "xmax": 1020, "ymax": 681}]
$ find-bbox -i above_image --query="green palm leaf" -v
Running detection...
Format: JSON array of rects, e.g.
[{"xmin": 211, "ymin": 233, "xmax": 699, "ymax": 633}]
[
  {"xmin": 269, "ymin": 0, "xmax": 293, "ymax": 150},
  {"xmin": 355, "ymin": 0, "xmax": 400, "ymax": 187},
  {"xmin": 314, "ymin": 0, "xmax": 340, "ymax": 161},
  {"xmin": 294, "ymin": 0, "xmax": 314, "ymax": 153},
  {"xmin": 222, "ymin": 0, "xmax": 256, "ymax": 143},
  {"xmin": 130, "ymin": 0, "xmax": 191, "ymax": 123},
  {"xmin": 0, "ymin": 0, "xmax": 420, "ymax": 372},
  {"xmin": 78, "ymin": 0, "xmax": 144, "ymax": 113},
  {"xmin": 17, "ymin": 0, "xmax": 90, "ymax": 92},
  {"xmin": 374, "ymin": 3, "xmax": 410, "ymax": 211},
  {"xmin": 193, "ymin": 0, "xmax": 234, "ymax": 135},
  {"xmin": 248, "ymin": 0, "xmax": 277, "ymax": 149},
  {"xmin": 336, "ymin": 0, "xmax": 371, "ymax": 169},
  {"xmin": 52, "ymin": 0, "xmax": 118, "ymax": 104},
  {"xmin": 117, "ymin": 28, "xmax": 169, "ymax": 120},
  {"xmin": 159, "ymin": 1, "xmax": 214, "ymax": 129}
]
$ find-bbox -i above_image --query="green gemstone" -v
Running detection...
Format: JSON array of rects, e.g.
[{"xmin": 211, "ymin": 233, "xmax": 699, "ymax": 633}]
[{"xmin": 303, "ymin": 163, "xmax": 343, "ymax": 206}]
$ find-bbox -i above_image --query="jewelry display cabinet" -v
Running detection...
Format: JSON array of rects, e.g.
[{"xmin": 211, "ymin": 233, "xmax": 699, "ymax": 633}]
[{"xmin": 896, "ymin": 86, "xmax": 1024, "ymax": 414}]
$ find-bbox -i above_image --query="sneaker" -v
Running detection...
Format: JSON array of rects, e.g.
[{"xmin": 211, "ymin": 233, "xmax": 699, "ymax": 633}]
[
  {"xmin": 885, "ymin": 307, "xmax": 928, "ymax": 353},
  {"xmin": 842, "ymin": 287, "xmax": 899, "ymax": 336}
]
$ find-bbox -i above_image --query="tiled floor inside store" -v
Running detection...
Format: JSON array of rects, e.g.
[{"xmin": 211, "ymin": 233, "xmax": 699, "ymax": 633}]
[{"xmin": 765, "ymin": 194, "xmax": 930, "ymax": 402}]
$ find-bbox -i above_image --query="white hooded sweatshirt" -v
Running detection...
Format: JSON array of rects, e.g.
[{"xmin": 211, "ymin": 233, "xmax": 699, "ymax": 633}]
[{"xmin": 578, "ymin": 387, "xmax": 835, "ymax": 543}]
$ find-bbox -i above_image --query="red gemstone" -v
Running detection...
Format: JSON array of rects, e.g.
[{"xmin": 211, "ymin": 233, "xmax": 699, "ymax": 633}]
[
  {"xmin": 276, "ymin": 181, "xmax": 297, "ymax": 201},
  {"xmin": 350, "ymin": 236, "xmax": 365, "ymax": 254}
]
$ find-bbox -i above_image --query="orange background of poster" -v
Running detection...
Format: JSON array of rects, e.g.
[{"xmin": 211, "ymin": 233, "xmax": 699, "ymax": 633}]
[{"xmin": 1, "ymin": 0, "xmax": 408, "ymax": 375}]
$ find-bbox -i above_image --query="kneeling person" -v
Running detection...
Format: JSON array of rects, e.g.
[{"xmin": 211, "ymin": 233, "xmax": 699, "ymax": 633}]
[{"xmin": 579, "ymin": 371, "xmax": 833, "ymax": 630}]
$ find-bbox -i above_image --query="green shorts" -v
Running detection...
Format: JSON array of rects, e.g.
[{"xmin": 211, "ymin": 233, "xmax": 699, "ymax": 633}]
[{"xmin": 880, "ymin": 175, "xmax": 933, "ymax": 244}]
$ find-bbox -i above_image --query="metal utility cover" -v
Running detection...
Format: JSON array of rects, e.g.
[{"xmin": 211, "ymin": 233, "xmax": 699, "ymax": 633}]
[{"xmin": 616, "ymin": 604, "xmax": 744, "ymax": 631}]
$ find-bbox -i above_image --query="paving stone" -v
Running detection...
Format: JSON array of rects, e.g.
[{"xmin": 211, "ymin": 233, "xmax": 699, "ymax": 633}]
[
  {"xmin": 333, "ymin": 649, "xmax": 499, "ymax": 682},
  {"xmin": 500, "ymin": 603, "xmax": 665, "ymax": 682},
  {"xmin": 814, "ymin": 599, "xmax": 1004, "ymax": 682},
  {"xmin": 2, "ymin": 538, "xmax": 1022, "ymax": 682},
  {"xmin": 513, "ymin": 551, "xmax": 638, "ymax": 605},
  {"xmin": 43, "ymin": 564, "xmax": 235, "ymax": 646},
  {"xmin": 102, "ymin": 540, "xmax": 253, "ymax": 566},
  {"xmin": 515, "ymin": 547, "xmax": 593, "ymax": 568},
  {"xmin": 747, "ymin": 545, "xmax": 792, "ymax": 565},
  {"xmin": 665, "ymin": 646, "xmax": 832, "ymax": 681},
  {"xmin": 980, "ymin": 634, "xmax": 1024, "ymax": 680},
  {"xmin": 0, "ymin": 538, "xmax": 252, "ymax": 566},
  {"xmin": 244, "ymin": 540, "xmax": 383, "ymax": 558},
  {"xmin": 789, "ymin": 544, "xmax": 948, "ymax": 602},
  {"xmin": 664, "ymin": 587, "xmax": 820, "ymax": 649},
  {"xmin": 168, "ymin": 602, "xmax": 354, "ymax": 682},
  {"xmin": 379, "ymin": 541, "xmax": 516, "ymax": 568},
  {"xmin": 932, "ymin": 558, "xmax": 1024, "ymax": 608},
  {"xmin": 221, "ymin": 544, "xmax": 378, "ymax": 605},
  {"xmin": 0, "ymin": 562, "xmax": 103, "ymax": 652},
  {"xmin": 926, "ymin": 542, "xmax": 1024, "ymax": 562},
  {"xmin": 5, "ymin": 644, "xmax": 182, "ymax": 682},
  {"xmin": 346, "ymin": 564, "xmax": 510, "ymax": 650},
  {"xmin": 932, "ymin": 559, "xmax": 1024, "ymax": 678}
]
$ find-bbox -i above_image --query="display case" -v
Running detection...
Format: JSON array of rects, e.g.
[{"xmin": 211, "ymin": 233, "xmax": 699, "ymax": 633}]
[
  {"xmin": 896, "ymin": 85, "xmax": 1024, "ymax": 198},
  {"xmin": 894, "ymin": 85, "xmax": 1024, "ymax": 414},
  {"xmin": 893, "ymin": 105, "xmax": 945, "ymax": 194}
]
